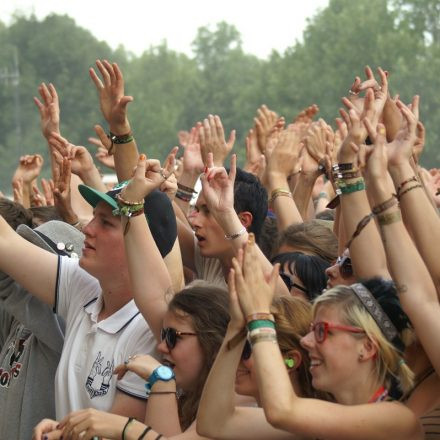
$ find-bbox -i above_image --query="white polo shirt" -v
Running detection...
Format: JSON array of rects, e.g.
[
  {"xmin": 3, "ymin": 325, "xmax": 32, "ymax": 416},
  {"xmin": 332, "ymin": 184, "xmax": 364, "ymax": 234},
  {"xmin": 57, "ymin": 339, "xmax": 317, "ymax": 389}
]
[{"xmin": 54, "ymin": 257, "xmax": 156, "ymax": 418}]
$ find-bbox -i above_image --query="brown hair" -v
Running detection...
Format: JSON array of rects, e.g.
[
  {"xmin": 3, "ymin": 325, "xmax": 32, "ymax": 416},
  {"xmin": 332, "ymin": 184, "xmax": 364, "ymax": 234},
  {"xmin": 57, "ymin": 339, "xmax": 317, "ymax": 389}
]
[
  {"xmin": 168, "ymin": 283, "xmax": 230, "ymax": 430},
  {"xmin": 277, "ymin": 220, "xmax": 338, "ymax": 263},
  {"xmin": 271, "ymin": 296, "xmax": 315, "ymax": 398}
]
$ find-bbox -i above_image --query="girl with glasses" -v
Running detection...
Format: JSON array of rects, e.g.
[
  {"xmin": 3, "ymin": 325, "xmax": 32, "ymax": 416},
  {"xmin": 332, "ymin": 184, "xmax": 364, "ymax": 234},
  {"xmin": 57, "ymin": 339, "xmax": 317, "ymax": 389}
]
[{"xmin": 218, "ymin": 236, "xmax": 422, "ymax": 440}]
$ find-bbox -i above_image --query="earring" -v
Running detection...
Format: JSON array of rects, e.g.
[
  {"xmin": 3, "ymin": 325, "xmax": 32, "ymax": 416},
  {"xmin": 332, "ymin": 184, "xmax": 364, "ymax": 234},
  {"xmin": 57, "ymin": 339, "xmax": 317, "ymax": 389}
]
[{"xmin": 284, "ymin": 358, "xmax": 295, "ymax": 368}]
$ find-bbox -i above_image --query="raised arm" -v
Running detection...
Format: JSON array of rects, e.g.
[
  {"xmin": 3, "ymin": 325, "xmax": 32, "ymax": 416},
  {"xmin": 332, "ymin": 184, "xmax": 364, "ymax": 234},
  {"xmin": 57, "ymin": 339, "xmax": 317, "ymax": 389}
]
[
  {"xmin": 89, "ymin": 59, "xmax": 138, "ymax": 181},
  {"xmin": 118, "ymin": 151, "xmax": 177, "ymax": 341},
  {"xmin": 364, "ymin": 108, "xmax": 440, "ymax": 375},
  {"xmin": 0, "ymin": 216, "xmax": 58, "ymax": 306},
  {"xmin": 197, "ymin": 253, "xmax": 294, "ymax": 440}
]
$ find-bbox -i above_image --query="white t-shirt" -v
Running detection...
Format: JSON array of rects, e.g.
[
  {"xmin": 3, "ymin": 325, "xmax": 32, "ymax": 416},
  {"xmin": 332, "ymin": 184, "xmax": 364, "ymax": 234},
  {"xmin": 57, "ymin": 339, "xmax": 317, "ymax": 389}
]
[{"xmin": 54, "ymin": 257, "xmax": 156, "ymax": 418}]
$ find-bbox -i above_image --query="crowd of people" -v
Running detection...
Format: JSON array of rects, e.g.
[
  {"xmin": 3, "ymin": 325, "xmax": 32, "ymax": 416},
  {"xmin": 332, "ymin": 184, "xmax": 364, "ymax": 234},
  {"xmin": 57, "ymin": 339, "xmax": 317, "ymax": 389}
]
[{"xmin": 0, "ymin": 60, "xmax": 439, "ymax": 440}]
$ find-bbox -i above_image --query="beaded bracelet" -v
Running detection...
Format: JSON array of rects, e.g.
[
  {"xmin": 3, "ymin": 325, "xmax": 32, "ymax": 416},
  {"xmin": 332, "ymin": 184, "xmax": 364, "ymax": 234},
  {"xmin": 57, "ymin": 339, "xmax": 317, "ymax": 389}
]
[{"xmin": 116, "ymin": 192, "xmax": 144, "ymax": 206}]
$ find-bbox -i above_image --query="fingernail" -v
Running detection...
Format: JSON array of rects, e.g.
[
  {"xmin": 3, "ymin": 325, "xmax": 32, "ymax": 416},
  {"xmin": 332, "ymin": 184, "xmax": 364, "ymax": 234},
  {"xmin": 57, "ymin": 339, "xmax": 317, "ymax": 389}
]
[{"xmin": 139, "ymin": 154, "xmax": 146, "ymax": 161}]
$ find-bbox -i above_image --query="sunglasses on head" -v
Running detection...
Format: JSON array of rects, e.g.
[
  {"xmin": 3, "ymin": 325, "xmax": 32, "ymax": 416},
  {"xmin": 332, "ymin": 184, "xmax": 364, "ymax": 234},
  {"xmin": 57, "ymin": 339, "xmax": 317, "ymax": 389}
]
[
  {"xmin": 280, "ymin": 272, "xmax": 308, "ymax": 295},
  {"xmin": 160, "ymin": 327, "xmax": 197, "ymax": 350},
  {"xmin": 310, "ymin": 321, "xmax": 365, "ymax": 343},
  {"xmin": 336, "ymin": 255, "xmax": 353, "ymax": 279}
]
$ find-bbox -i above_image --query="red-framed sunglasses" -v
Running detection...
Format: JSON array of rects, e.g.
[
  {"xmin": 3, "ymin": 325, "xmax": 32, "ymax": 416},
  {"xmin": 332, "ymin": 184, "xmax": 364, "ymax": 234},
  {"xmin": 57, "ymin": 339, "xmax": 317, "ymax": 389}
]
[{"xmin": 310, "ymin": 321, "xmax": 365, "ymax": 343}]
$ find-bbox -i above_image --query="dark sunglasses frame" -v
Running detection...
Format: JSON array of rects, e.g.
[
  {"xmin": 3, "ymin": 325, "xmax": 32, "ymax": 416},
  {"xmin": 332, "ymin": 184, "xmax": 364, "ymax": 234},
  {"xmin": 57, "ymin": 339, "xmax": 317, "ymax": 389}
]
[
  {"xmin": 336, "ymin": 255, "xmax": 353, "ymax": 279},
  {"xmin": 310, "ymin": 321, "xmax": 365, "ymax": 343},
  {"xmin": 280, "ymin": 272, "xmax": 308, "ymax": 294},
  {"xmin": 161, "ymin": 327, "xmax": 197, "ymax": 350},
  {"xmin": 241, "ymin": 339, "xmax": 252, "ymax": 361}
]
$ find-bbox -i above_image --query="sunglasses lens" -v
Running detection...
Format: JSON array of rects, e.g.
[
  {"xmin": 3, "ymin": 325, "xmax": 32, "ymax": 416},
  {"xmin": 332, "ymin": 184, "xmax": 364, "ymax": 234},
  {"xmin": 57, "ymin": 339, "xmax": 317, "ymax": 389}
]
[
  {"xmin": 161, "ymin": 328, "xmax": 177, "ymax": 349},
  {"xmin": 341, "ymin": 259, "xmax": 353, "ymax": 278},
  {"xmin": 241, "ymin": 340, "xmax": 252, "ymax": 360}
]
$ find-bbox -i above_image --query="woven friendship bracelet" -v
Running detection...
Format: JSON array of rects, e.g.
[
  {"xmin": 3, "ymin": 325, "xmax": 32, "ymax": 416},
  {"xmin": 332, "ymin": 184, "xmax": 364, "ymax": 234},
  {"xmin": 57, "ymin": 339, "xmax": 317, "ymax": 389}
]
[
  {"xmin": 372, "ymin": 195, "xmax": 398, "ymax": 215},
  {"xmin": 396, "ymin": 176, "xmax": 418, "ymax": 197},
  {"xmin": 377, "ymin": 210, "xmax": 402, "ymax": 226},
  {"xmin": 397, "ymin": 184, "xmax": 423, "ymax": 201}
]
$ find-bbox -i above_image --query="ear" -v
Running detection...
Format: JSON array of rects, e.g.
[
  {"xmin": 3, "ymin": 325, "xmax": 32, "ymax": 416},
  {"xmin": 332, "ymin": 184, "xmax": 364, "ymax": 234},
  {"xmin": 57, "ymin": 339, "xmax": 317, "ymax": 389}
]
[
  {"xmin": 359, "ymin": 337, "xmax": 378, "ymax": 362},
  {"xmin": 238, "ymin": 211, "xmax": 253, "ymax": 229},
  {"xmin": 285, "ymin": 349, "xmax": 302, "ymax": 375}
]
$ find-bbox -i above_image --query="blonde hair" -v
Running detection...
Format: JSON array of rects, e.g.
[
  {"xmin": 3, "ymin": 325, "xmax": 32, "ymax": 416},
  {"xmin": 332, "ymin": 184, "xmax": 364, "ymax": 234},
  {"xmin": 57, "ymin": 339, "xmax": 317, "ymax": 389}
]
[{"xmin": 313, "ymin": 285, "xmax": 414, "ymax": 393}]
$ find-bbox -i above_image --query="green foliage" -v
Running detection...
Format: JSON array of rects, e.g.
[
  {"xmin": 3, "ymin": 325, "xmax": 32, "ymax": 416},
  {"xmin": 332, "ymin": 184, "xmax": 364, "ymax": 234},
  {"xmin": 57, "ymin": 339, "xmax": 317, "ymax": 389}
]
[{"xmin": 0, "ymin": 2, "xmax": 439, "ymax": 192}]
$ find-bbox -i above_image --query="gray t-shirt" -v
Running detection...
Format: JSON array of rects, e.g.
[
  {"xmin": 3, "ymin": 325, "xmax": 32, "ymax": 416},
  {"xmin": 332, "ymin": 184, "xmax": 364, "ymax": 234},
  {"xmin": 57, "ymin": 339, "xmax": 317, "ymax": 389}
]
[{"xmin": 0, "ymin": 271, "xmax": 64, "ymax": 440}]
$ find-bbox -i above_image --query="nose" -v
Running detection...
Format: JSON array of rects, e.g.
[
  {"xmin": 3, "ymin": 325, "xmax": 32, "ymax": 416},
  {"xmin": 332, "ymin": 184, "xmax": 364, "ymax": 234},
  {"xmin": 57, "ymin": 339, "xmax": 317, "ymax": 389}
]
[
  {"xmin": 188, "ymin": 210, "xmax": 202, "ymax": 230},
  {"xmin": 325, "ymin": 262, "xmax": 339, "ymax": 280},
  {"xmin": 81, "ymin": 218, "xmax": 95, "ymax": 237},
  {"xmin": 300, "ymin": 330, "xmax": 315, "ymax": 350},
  {"xmin": 157, "ymin": 338, "xmax": 170, "ymax": 355}
]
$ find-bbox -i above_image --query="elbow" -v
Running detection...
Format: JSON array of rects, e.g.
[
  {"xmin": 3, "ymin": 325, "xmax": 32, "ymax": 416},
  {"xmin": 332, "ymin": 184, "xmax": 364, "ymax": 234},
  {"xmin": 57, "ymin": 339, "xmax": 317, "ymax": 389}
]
[{"xmin": 264, "ymin": 400, "xmax": 293, "ymax": 431}]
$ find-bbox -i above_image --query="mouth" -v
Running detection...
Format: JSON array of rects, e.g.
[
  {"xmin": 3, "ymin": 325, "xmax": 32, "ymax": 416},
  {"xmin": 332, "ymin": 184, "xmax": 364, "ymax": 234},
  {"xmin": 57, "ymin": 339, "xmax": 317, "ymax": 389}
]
[
  {"xmin": 195, "ymin": 234, "xmax": 206, "ymax": 243},
  {"xmin": 162, "ymin": 359, "xmax": 176, "ymax": 369},
  {"xmin": 235, "ymin": 369, "xmax": 249, "ymax": 379},
  {"xmin": 83, "ymin": 241, "xmax": 95, "ymax": 251},
  {"xmin": 309, "ymin": 358, "xmax": 323, "ymax": 372}
]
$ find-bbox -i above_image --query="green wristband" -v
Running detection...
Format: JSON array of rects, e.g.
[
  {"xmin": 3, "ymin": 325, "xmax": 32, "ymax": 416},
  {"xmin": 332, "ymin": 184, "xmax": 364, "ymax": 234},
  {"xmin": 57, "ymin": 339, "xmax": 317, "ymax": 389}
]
[{"xmin": 247, "ymin": 319, "xmax": 276, "ymax": 332}]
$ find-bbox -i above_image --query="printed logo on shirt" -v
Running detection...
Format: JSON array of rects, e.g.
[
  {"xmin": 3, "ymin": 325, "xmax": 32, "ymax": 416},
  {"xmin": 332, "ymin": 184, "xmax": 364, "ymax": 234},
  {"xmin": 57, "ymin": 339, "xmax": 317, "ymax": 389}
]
[
  {"xmin": 0, "ymin": 326, "xmax": 30, "ymax": 388},
  {"xmin": 85, "ymin": 351, "xmax": 114, "ymax": 399}
]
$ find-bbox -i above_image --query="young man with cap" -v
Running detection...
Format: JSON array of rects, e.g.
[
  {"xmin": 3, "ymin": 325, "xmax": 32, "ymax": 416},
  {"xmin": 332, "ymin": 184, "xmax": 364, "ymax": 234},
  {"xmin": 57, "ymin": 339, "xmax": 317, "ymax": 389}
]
[
  {"xmin": 0, "ymin": 220, "xmax": 83, "ymax": 440},
  {"xmin": 0, "ymin": 184, "xmax": 177, "ymax": 422}
]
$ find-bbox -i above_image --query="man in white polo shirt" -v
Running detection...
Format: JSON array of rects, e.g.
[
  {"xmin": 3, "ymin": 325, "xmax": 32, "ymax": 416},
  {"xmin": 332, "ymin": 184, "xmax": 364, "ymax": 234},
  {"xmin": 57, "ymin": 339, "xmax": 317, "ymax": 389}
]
[{"xmin": 0, "ymin": 184, "xmax": 177, "ymax": 421}]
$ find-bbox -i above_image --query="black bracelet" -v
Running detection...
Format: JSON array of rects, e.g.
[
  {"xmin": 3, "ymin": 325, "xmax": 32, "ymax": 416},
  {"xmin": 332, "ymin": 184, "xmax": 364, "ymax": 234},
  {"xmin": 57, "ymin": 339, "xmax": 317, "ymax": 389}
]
[
  {"xmin": 138, "ymin": 426, "xmax": 152, "ymax": 440},
  {"xmin": 122, "ymin": 417, "xmax": 135, "ymax": 440}
]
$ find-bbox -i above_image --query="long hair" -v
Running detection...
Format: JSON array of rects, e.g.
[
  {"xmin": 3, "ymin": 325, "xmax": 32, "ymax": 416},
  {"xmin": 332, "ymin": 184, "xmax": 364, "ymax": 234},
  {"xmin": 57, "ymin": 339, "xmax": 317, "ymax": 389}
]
[{"xmin": 168, "ymin": 283, "xmax": 230, "ymax": 429}]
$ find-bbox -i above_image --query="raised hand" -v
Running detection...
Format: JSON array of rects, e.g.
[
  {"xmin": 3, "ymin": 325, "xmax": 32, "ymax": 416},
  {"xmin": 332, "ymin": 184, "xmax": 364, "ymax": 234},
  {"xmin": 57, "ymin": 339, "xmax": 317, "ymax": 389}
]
[
  {"xmin": 120, "ymin": 147, "xmax": 178, "ymax": 203},
  {"xmin": 89, "ymin": 59, "xmax": 133, "ymax": 134},
  {"xmin": 243, "ymin": 127, "xmax": 264, "ymax": 178},
  {"xmin": 33, "ymin": 82, "xmax": 60, "ymax": 140},
  {"xmin": 41, "ymin": 178, "xmax": 55, "ymax": 206},
  {"xmin": 160, "ymin": 171, "xmax": 178, "ymax": 201},
  {"xmin": 233, "ymin": 234, "xmax": 279, "ymax": 317},
  {"xmin": 182, "ymin": 123, "xmax": 204, "ymax": 174},
  {"xmin": 201, "ymin": 153, "xmax": 236, "ymax": 215},
  {"xmin": 88, "ymin": 124, "xmax": 115, "ymax": 169},
  {"xmin": 255, "ymin": 105, "xmax": 283, "ymax": 153},
  {"xmin": 12, "ymin": 154, "xmax": 44, "ymax": 185},
  {"xmin": 199, "ymin": 114, "xmax": 235, "ymax": 167},
  {"xmin": 49, "ymin": 133, "xmax": 95, "ymax": 178},
  {"xmin": 293, "ymin": 103, "xmax": 319, "ymax": 124},
  {"xmin": 30, "ymin": 184, "xmax": 47, "ymax": 207},
  {"xmin": 304, "ymin": 119, "xmax": 332, "ymax": 165}
]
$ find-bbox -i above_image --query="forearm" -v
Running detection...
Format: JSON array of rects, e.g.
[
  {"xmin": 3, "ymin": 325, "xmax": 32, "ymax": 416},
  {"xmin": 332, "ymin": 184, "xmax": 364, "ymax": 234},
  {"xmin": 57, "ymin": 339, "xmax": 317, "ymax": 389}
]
[
  {"xmin": 340, "ymin": 182, "xmax": 389, "ymax": 279},
  {"xmin": 175, "ymin": 171, "xmax": 199, "ymax": 215},
  {"xmin": 78, "ymin": 165, "xmax": 107, "ymax": 192},
  {"xmin": 70, "ymin": 174, "xmax": 93, "ymax": 223},
  {"xmin": 197, "ymin": 324, "xmax": 246, "ymax": 437},
  {"xmin": 389, "ymin": 162, "xmax": 440, "ymax": 291},
  {"xmin": 293, "ymin": 173, "xmax": 318, "ymax": 221},
  {"xmin": 123, "ymin": 215, "xmax": 170, "ymax": 341},
  {"xmin": 268, "ymin": 173, "xmax": 302, "ymax": 231}
]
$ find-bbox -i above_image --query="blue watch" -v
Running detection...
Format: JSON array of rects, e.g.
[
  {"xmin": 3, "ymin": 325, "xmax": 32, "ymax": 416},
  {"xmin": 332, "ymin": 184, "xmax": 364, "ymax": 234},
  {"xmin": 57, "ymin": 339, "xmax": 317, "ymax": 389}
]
[{"xmin": 145, "ymin": 365, "xmax": 175, "ymax": 394}]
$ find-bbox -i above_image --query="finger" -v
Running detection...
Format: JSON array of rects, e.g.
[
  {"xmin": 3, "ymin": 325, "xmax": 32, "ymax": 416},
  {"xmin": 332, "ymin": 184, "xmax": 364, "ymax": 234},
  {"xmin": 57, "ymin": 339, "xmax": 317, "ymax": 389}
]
[
  {"xmin": 377, "ymin": 67, "xmax": 388, "ymax": 94},
  {"xmin": 213, "ymin": 114, "xmax": 222, "ymax": 142},
  {"xmin": 96, "ymin": 59, "xmax": 111, "ymax": 87},
  {"xmin": 33, "ymin": 96, "xmax": 44, "ymax": 114},
  {"xmin": 94, "ymin": 124, "xmax": 111, "ymax": 148},
  {"xmin": 227, "ymin": 129, "xmax": 236, "ymax": 148},
  {"xmin": 163, "ymin": 146, "xmax": 179, "ymax": 175},
  {"xmin": 364, "ymin": 65, "xmax": 374, "ymax": 80},
  {"xmin": 48, "ymin": 83, "xmax": 59, "ymax": 103},
  {"xmin": 102, "ymin": 59, "xmax": 116, "ymax": 84},
  {"xmin": 119, "ymin": 95, "xmax": 134, "ymax": 111},
  {"xmin": 363, "ymin": 117, "xmax": 377, "ymax": 143},
  {"xmin": 339, "ymin": 108, "xmax": 350, "ymax": 128},
  {"xmin": 113, "ymin": 62, "xmax": 124, "ymax": 85},
  {"xmin": 40, "ymin": 82, "xmax": 52, "ymax": 105},
  {"xmin": 206, "ymin": 151, "xmax": 214, "ymax": 169},
  {"xmin": 89, "ymin": 67, "xmax": 104, "ymax": 89}
]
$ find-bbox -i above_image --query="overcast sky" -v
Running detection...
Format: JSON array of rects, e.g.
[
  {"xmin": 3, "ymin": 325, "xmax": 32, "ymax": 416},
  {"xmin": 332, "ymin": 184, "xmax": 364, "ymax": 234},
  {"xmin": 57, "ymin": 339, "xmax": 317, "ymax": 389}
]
[{"xmin": 3, "ymin": 0, "xmax": 329, "ymax": 59}]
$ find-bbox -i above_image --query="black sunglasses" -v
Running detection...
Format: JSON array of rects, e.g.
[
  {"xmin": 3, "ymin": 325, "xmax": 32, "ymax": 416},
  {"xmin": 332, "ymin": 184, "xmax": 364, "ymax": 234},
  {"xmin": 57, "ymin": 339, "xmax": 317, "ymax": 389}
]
[
  {"xmin": 336, "ymin": 255, "xmax": 353, "ymax": 279},
  {"xmin": 160, "ymin": 327, "xmax": 197, "ymax": 350},
  {"xmin": 280, "ymin": 272, "xmax": 308, "ymax": 295}
]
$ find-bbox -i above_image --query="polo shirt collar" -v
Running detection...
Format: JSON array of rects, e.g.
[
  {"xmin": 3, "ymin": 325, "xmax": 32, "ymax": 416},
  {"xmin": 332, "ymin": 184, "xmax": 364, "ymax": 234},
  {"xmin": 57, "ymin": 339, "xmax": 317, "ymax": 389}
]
[{"xmin": 84, "ymin": 295, "xmax": 141, "ymax": 334}]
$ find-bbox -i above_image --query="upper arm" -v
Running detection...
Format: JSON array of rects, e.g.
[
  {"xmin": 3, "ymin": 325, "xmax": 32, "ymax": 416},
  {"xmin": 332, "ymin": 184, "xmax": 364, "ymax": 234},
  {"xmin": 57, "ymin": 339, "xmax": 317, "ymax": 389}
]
[
  {"xmin": 110, "ymin": 389, "xmax": 147, "ymax": 421},
  {"xmin": 0, "ymin": 217, "xmax": 58, "ymax": 306}
]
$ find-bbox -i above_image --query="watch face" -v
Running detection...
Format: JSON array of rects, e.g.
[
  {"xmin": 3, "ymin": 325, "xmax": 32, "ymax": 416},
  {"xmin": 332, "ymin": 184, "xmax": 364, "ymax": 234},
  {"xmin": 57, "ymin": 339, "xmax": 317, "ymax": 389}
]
[{"xmin": 157, "ymin": 365, "xmax": 174, "ymax": 380}]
